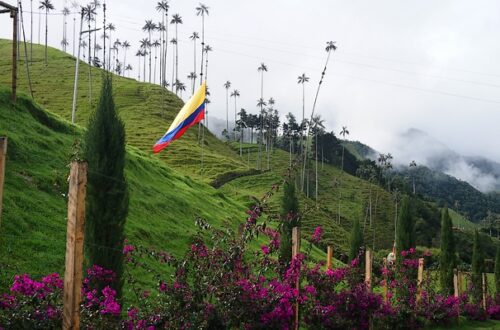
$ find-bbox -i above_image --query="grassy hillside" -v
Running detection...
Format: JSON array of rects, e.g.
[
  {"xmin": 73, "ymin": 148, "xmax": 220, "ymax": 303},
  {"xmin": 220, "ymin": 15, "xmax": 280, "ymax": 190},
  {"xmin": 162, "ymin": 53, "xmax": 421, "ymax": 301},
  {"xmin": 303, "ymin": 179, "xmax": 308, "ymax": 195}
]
[
  {"xmin": 0, "ymin": 88, "xmax": 250, "ymax": 289},
  {"xmin": 0, "ymin": 40, "xmax": 462, "ymax": 276},
  {"xmin": 0, "ymin": 40, "xmax": 248, "ymax": 183}
]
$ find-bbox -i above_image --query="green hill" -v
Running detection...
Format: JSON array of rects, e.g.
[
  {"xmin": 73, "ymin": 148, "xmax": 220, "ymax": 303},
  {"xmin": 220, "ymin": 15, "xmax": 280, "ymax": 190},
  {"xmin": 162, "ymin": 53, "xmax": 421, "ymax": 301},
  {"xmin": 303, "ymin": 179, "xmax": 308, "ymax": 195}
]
[
  {"xmin": 0, "ymin": 39, "xmax": 249, "ymax": 184},
  {"xmin": 0, "ymin": 88, "xmax": 249, "ymax": 288},
  {"xmin": 2, "ymin": 40, "xmax": 489, "ymax": 288}
]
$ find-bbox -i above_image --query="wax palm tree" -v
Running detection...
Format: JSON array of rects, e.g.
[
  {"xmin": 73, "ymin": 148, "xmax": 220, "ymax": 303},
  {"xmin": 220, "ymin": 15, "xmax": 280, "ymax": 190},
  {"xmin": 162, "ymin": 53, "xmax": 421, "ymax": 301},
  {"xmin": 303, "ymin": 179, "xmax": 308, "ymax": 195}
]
[
  {"xmin": 113, "ymin": 39, "xmax": 121, "ymax": 67},
  {"xmin": 257, "ymin": 63, "xmax": 268, "ymax": 170},
  {"xmin": 409, "ymin": 160, "xmax": 417, "ymax": 194},
  {"xmin": 312, "ymin": 115, "xmax": 325, "ymax": 203},
  {"xmin": 125, "ymin": 64, "xmax": 132, "ymax": 77},
  {"xmin": 152, "ymin": 40, "xmax": 161, "ymax": 83},
  {"xmin": 61, "ymin": 38, "xmax": 69, "ymax": 51},
  {"xmin": 143, "ymin": 20, "xmax": 157, "ymax": 83},
  {"xmin": 224, "ymin": 81, "xmax": 232, "ymax": 133},
  {"xmin": 187, "ymin": 72, "xmax": 197, "ymax": 93},
  {"xmin": 140, "ymin": 38, "xmax": 150, "ymax": 82},
  {"xmin": 82, "ymin": 4, "xmax": 95, "ymax": 66},
  {"xmin": 156, "ymin": 22, "xmax": 165, "ymax": 83},
  {"xmin": 297, "ymin": 72, "xmax": 309, "ymax": 186},
  {"xmin": 30, "ymin": 0, "xmax": 34, "ymax": 59},
  {"xmin": 121, "ymin": 41, "xmax": 130, "ymax": 76},
  {"xmin": 176, "ymin": 80, "xmax": 186, "ymax": 98},
  {"xmin": 135, "ymin": 49, "xmax": 143, "ymax": 80},
  {"xmin": 80, "ymin": 40, "xmax": 87, "ymax": 59},
  {"xmin": 203, "ymin": 44, "xmax": 212, "ymax": 80},
  {"xmin": 302, "ymin": 41, "xmax": 337, "ymax": 192},
  {"xmin": 231, "ymin": 89, "xmax": 240, "ymax": 138},
  {"xmin": 170, "ymin": 14, "xmax": 183, "ymax": 86},
  {"xmin": 170, "ymin": 38, "xmax": 177, "ymax": 92},
  {"xmin": 94, "ymin": 44, "xmax": 102, "ymax": 62},
  {"xmin": 340, "ymin": 126, "xmax": 350, "ymax": 171},
  {"xmin": 39, "ymin": 0, "xmax": 55, "ymax": 65},
  {"xmin": 105, "ymin": 23, "xmax": 115, "ymax": 70},
  {"xmin": 190, "ymin": 31, "xmax": 200, "ymax": 80},
  {"xmin": 71, "ymin": 1, "xmax": 79, "ymax": 57},
  {"xmin": 196, "ymin": 3, "xmax": 209, "ymax": 85},
  {"xmin": 62, "ymin": 7, "xmax": 70, "ymax": 52},
  {"xmin": 156, "ymin": 1, "xmax": 169, "ymax": 88},
  {"xmin": 90, "ymin": 0, "xmax": 101, "ymax": 61}
]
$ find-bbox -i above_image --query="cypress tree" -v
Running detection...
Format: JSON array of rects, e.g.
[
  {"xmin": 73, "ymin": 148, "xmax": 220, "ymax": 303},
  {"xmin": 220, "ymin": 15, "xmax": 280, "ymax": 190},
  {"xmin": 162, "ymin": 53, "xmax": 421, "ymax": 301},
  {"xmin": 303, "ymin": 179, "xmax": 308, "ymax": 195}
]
[
  {"xmin": 495, "ymin": 245, "xmax": 500, "ymax": 297},
  {"xmin": 472, "ymin": 229, "xmax": 485, "ymax": 304},
  {"xmin": 84, "ymin": 75, "xmax": 129, "ymax": 297},
  {"xmin": 439, "ymin": 207, "xmax": 456, "ymax": 295},
  {"xmin": 396, "ymin": 196, "xmax": 415, "ymax": 255},
  {"xmin": 349, "ymin": 217, "xmax": 364, "ymax": 262},
  {"xmin": 279, "ymin": 179, "xmax": 299, "ymax": 266}
]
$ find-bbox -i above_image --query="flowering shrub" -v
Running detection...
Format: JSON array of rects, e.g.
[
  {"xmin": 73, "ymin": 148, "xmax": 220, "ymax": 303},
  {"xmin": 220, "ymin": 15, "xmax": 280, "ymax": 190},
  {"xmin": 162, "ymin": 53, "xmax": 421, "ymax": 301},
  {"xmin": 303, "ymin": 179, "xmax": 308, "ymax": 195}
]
[
  {"xmin": 2, "ymin": 175, "xmax": 500, "ymax": 329},
  {"xmin": 0, "ymin": 273, "xmax": 63, "ymax": 329},
  {"xmin": 0, "ymin": 266, "xmax": 120, "ymax": 329}
]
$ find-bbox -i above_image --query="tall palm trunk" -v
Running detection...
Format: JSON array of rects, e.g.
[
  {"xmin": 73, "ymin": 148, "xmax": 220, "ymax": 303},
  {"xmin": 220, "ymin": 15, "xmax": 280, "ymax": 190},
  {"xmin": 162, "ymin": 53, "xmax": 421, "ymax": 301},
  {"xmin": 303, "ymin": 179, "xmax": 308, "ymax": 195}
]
[
  {"xmin": 171, "ymin": 46, "xmax": 175, "ymax": 91},
  {"xmin": 38, "ymin": 10, "xmax": 41, "ymax": 44},
  {"xmin": 225, "ymin": 89, "xmax": 229, "ymax": 133},
  {"xmin": 257, "ymin": 72, "xmax": 264, "ymax": 170},
  {"xmin": 143, "ymin": 54, "xmax": 146, "ymax": 83},
  {"xmin": 44, "ymin": 9, "xmax": 48, "ymax": 65},
  {"xmin": 123, "ymin": 50, "xmax": 127, "ymax": 77},
  {"xmin": 148, "ymin": 31, "xmax": 152, "ymax": 83},
  {"xmin": 154, "ymin": 47, "xmax": 158, "ymax": 83},
  {"xmin": 30, "ymin": 0, "xmax": 33, "ymax": 61},
  {"xmin": 164, "ymin": 12, "xmax": 169, "ymax": 86},
  {"xmin": 199, "ymin": 14, "xmax": 204, "ymax": 85},
  {"xmin": 193, "ymin": 38, "xmax": 196, "ymax": 83},
  {"xmin": 72, "ymin": 17, "xmax": 76, "ymax": 56},
  {"xmin": 315, "ymin": 131, "xmax": 318, "ymax": 204},
  {"xmin": 234, "ymin": 96, "xmax": 237, "ymax": 139},
  {"xmin": 175, "ymin": 24, "xmax": 179, "ymax": 91},
  {"xmin": 300, "ymin": 82, "xmax": 306, "ymax": 191},
  {"xmin": 137, "ymin": 55, "xmax": 141, "ymax": 80}
]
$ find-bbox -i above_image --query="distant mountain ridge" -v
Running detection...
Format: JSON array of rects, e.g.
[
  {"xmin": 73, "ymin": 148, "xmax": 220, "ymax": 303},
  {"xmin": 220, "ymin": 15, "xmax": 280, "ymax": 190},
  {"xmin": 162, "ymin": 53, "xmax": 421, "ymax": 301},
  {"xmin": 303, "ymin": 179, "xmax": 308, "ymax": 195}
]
[{"xmin": 344, "ymin": 130, "xmax": 500, "ymax": 222}]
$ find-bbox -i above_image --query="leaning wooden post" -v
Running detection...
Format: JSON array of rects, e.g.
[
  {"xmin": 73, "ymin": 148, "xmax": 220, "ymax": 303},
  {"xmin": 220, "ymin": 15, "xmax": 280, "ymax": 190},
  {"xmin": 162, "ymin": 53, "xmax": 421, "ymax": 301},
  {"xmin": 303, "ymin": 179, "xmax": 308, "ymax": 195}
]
[
  {"xmin": 63, "ymin": 162, "xmax": 87, "ymax": 330},
  {"xmin": 0, "ymin": 137, "xmax": 7, "ymax": 227},
  {"xmin": 482, "ymin": 273, "xmax": 487, "ymax": 310},
  {"xmin": 416, "ymin": 258, "xmax": 424, "ymax": 304},
  {"xmin": 383, "ymin": 257, "xmax": 388, "ymax": 303},
  {"xmin": 326, "ymin": 245, "xmax": 333, "ymax": 270},
  {"xmin": 365, "ymin": 249, "xmax": 373, "ymax": 290},
  {"xmin": 292, "ymin": 227, "xmax": 300, "ymax": 330}
]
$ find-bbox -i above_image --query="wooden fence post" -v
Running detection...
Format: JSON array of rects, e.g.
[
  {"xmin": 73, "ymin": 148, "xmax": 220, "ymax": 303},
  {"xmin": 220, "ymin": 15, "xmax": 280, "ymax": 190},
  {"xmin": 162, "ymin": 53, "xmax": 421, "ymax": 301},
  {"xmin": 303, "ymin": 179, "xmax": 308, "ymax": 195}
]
[
  {"xmin": 326, "ymin": 245, "xmax": 333, "ymax": 270},
  {"xmin": 482, "ymin": 273, "xmax": 487, "ymax": 310},
  {"xmin": 453, "ymin": 269, "xmax": 459, "ymax": 298},
  {"xmin": 383, "ymin": 257, "xmax": 388, "ymax": 303},
  {"xmin": 365, "ymin": 249, "xmax": 373, "ymax": 290},
  {"xmin": 62, "ymin": 162, "xmax": 87, "ymax": 330},
  {"xmin": 292, "ymin": 227, "xmax": 300, "ymax": 330},
  {"xmin": 0, "ymin": 137, "xmax": 7, "ymax": 227},
  {"xmin": 416, "ymin": 258, "xmax": 424, "ymax": 304}
]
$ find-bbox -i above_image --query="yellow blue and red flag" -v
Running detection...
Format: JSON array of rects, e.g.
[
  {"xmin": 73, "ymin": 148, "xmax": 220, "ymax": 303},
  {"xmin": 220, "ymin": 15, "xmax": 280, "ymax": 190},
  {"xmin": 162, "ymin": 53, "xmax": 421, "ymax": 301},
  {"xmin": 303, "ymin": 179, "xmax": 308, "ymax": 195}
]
[{"xmin": 153, "ymin": 83, "xmax": 206, "ymax": 153}]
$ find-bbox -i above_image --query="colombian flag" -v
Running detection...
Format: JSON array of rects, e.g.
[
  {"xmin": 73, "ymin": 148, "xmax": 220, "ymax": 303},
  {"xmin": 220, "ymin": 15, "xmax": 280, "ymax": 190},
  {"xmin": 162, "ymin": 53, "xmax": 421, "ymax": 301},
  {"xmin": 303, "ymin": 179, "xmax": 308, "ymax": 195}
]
[{"xmin": 153, "ymin": 83, "xmax": 206, "ymax": 153}]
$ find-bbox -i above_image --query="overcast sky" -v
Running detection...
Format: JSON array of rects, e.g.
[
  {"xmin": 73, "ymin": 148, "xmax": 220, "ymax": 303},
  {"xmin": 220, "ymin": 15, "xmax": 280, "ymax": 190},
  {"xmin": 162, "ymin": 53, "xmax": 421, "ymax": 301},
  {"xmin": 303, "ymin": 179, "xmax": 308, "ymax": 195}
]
[{"xmin": 2, "ymin": 0, "xmax": 500, "ymax": 162}]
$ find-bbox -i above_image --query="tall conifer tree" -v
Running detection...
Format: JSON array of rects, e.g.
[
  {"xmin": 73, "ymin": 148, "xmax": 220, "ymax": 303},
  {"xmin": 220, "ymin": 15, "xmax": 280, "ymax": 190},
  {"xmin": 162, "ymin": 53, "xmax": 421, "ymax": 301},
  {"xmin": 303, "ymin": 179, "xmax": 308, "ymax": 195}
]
[
  {"xmin": 472, "ymin": 229, "xmax": 485, "ymax": 304},
  {"xmin": 84, "ymin": 75, "xmax": 129, "ymax": 297},
  {"xmin": 279, "ymin": 179, "xmax": 299, "ymax": 266},
  {"xmin": 349, "ymin": 217, "xmax": 364, "ymax": 262},
  {"xmin": 439, "ymin": 207, "xmax": 456, "ymax": 295},
  {"xmin": 396, "ymin": 196, "xmax": 415, "ymax": 255},
  {"xmin": 495, "ymin": 245, "xmax": 500, "ymax": 296}
]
